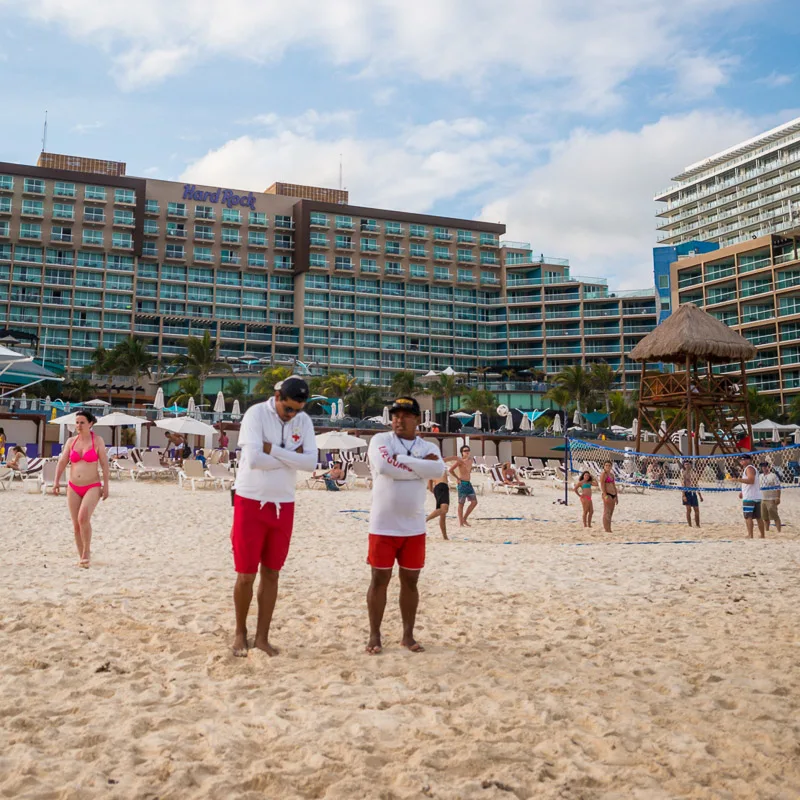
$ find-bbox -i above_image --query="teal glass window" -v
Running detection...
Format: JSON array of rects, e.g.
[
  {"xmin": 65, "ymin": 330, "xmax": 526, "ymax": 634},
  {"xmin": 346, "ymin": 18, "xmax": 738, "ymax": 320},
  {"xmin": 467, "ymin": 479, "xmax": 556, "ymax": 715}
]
[
  {"xmin": 85, "ymin": 186, "xmax": 107, "ymax": 201},
  {"xmin": 82, "ymin": 230, "xmax": 104, "ymax": 246}
]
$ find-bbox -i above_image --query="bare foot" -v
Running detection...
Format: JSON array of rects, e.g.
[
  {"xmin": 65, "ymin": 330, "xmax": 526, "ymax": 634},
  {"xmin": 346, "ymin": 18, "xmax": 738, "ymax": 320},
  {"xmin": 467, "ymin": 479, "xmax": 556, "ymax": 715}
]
[
  {"xmin": 459, "ymin": 521, "xmax": 471, "ymax": 528},
  {"xmin": 78, "ymin": 558, "xmax": 90, "ymax": 569},
  {"xmin": 365, "ymin": 634, "xmax": 382, "ymax": 655},
  {"xmin": 232, "ymin": 630, "xmax": 248, "ymax": 657},
  {"xmin": 253, "ymin": 637, "xmax": 279, "ymax": 657},
  {"xmin": 401, "ymin": 638, "xmax": 425, "ymax": 653}
]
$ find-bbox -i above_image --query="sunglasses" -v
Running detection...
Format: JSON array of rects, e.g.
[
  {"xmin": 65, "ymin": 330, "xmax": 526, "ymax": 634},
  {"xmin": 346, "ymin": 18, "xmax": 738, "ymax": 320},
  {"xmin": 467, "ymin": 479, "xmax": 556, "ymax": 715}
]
[{"xmin": 278, "ymin": 399, "xmax": 304, "ymax": 415}]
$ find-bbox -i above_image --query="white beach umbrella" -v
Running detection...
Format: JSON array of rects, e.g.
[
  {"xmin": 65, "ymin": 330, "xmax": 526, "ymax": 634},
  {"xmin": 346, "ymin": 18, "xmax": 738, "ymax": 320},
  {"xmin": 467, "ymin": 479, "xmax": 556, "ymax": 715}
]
[
  {"xmin": 505, "ymin": 412, "xmax": 514, "ymax": 431},
  {"xmin": 315, "ymin": 431, "xmax": 368, "ymax": 450},
  {"xmin": 424, "ymin": 409, "xmax": 432, "ymax": 425},
  {"xmin": 632, "ymin": 417, "xmax": 638, "ymax": 438},
  {"xmin": 187, "ymin": 397, "xmax": 196, "ymax": 414},
  {"xmin": 520, "ymin": 412, "xmax": 531, "ymax": 431},
  {"xmin": 19, "ymin": 392, "xmax": 27, "ymax": 409},
  {"xmin": 231, "ymin": 400, "xmax": 241, "ymax": 420},
  {"xmin": 552, "ymin": 413, "xmax": 563, "ymax": 434},
  {"xmin": 330, "ymin": 401, "xmax": 338, "ymax": 422},
  {"xmin": 337, "ymin": 398, "xmax": 345, "ymax": 419},
  {"xmin": 772, "ymin": 426, "xmax": 781, "ymax": 443},
  {"xmin": 213, "ymin": 391, "xmax": 226, "ymax": 414},
  {"xmin": 442, "ymin": 366, "xmax": 457, "ymax": 376},
  {"xmin": 153, "ymin": 386, "xmax": 165, "ymax": 419},
  {"xmin": 572, "ymin": 409, "xmax": 581, "ymax": 426},
  {"xmin": 382, "ymin": 406, "xmax": 390, "ymax": 425},
  {"xmin": 795, "ymin": 428, "xmax": 800, "ymax": 445},
  {"xmin": 473, "ymin": 410, "xmax": 482, "ymax": 430},
  {"xmin": 98, "ymin": 411, "xmax": 145, "ymax": 427},
  {"xmin": 84, "ymin": 398, "xmax": 111, "ymax": 407},
  {"xmin": 659, "ymin": 420, "xmax": 668, "ymax": 436},
  {"xmin": 698, "ymin": 422, "xmax": 706, "ymax": 440},
  {"xmin": 156, "ymin": 417, "xmax": 216, "ymax": 436}
]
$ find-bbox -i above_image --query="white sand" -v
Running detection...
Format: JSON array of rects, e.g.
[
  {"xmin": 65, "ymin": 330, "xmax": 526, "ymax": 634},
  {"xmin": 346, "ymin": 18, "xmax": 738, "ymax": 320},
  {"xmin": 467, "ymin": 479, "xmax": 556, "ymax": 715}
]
[{"xmin": 1, "ymin": 477, "xmax": 799, "ymax": 799}]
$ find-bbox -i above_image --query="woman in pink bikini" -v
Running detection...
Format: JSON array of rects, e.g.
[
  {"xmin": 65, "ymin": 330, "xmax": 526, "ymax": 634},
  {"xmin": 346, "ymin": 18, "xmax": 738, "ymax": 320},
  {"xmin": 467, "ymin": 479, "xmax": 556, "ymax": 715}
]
[{"xmin": 54, "ymin": 410, "xmax": 110, "ymax": 568}]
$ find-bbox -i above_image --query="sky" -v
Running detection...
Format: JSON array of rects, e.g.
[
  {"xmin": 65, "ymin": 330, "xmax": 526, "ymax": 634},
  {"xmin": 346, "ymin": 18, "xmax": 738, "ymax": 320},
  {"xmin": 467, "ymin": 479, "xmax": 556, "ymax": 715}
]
[{"xmin": 1, "ymin": 0, "xmax": 799, "ymax": 289}]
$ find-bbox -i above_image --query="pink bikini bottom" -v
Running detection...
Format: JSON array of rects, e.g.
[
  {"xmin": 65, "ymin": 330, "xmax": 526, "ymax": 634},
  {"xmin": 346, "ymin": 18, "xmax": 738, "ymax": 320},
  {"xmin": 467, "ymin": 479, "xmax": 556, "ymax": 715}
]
[{"xmin": 68, "ymin": 481, "xmax": 102, "ymax": 498}]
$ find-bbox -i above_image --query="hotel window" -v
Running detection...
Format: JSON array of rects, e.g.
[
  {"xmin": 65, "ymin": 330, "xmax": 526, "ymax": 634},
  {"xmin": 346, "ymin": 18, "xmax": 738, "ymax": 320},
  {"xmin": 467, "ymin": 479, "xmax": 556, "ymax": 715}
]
[
  {"xmin": 244, "ymin": 272, "xmax": 267, "ymax": 288},
  {"xmin": 24, "ymin": 178, "xmax": 45, "ymax": 195},
  {"xmin": 166, "ymin": 222, "xmax": 187, "ymax": 238},
  {"xmin": 142, "ymin": 242, "xmax": 157, "ymax": 257},
  {"xmin": 384, "ymin": 241, "xmax": 402, "ymax": 256},
  {"xmin": 136, "ymin": 299, "xmax": 157, "ymax": 313},
  {"xmin": 106, "ymin": 269, "xmax": 133, "ymax": 286},
  {"xmin": 83, "ymin": 230, "xmax": 104, "ymax": 246},
  {"xmin": 189, "ymin": 267, "xmax": 214, "ymax": 283},
  {"xmin": 145, "ymin": 199, "xmax": 160, "ymax": 214},
  {"xmin": 310, "ymin": 232, "xmax": 329, "ymax": 246},
  {"xmin": 409, "ymin": 243, "xmax": 427, "ymax": 258},
  {"xmin": 309, "ymin": 253, "xmax": 328, "ymax": 267},
  {"xmin": 20, "ymin": 223, "xmax": 42, "ymax": 240},
  {"xmin": 195, "ymin": 205, "xmax": 215, "ymax": 221},
  {"xmin": 361, "ymin": 238, "xmax": 378, "ymax": 253},
  {"xmin": 144, "ymin": 219, "xmax": 158, "ymax": 235},
  {"xmin": 85, "ymin": 185, "xmax": 107, "ymax": 201},
  {"xmin": 247, "ymin": 252, "xmax": 266, "ymax": 268},
  {"xmin": 335, "ymin": 215, "xmax": 353, "ymax": 229},
  {"xmin": 480, "ymin": 252, "xmax": 499, "ymax": 265},
  {"xmin": 385, "ymin": 261, "xmax": 403, "ymax": 276},
  {"xmin": 275, "ymin": 215, "xmax": 294, "ymax": 229},
  {"xmin": 220, "ymin": 249, "xmax": 239, "ymax": 264},
  {"xmin": 306, "ymin": 292, "xmax": 328, "ymax": 308},
  {"xmin": 0, "ymin": 175, "xmax": 13, "ymax": 191},
  {"xmin": 222, "ymin": 208, "xmax": 241, "ymax": 224},
  {"xmin": 434, "ymin": 266, "xmax": 451, "ymax": 281},
  {"xmin": 51, "ymin": 225, "xmax": 72, "ymax": 243},
  {"xmin": 274, "ymin": 234, "xmax": 293, "ymax": 249},
  {"xmin": 46, "ymin": 248, "xmax": 73, "ymax": 266},
  {"xmin": 0, "ymin": 197, "xmax": 11, "ymax": 213},
  {"xmin": 112, "ymin": 232, "xmax": 133, "ymax": 249},
  {"xmin": 410, "ymin": 265, "xmax": 428, "ymax": 279},
  {"xmin": 52, "ymin": 203, "xmax": 75, "ymax": 221},
  {"xmin": 457, "ymin": 249, "xmax": 475, "ymax": 263},
  {"xmin": 249, "ymin": 211, "xmax": 267, "ymax": 226},
  {"xmin": 0, "ymin": 244, "xmax": 11, "ymax": 261},
  {"xmin": 409, "ymin": 224, "xmax": 427, "ymax": 238},
  {"xmin": 659, "ymin": 275, "xmax": 670, "ymax": 289},
  {"xmin": 194, "ymin": 225, "xmax": 214, "ymax": 241},
  {"xmin": 221, "ymin": 228, "xmax": 241, "ymax": 244},
  {"xmin": 457, "ymin": 231, "xmax": 475, "ymax": 244},
  {"xmin": 115, "ymin": 188, "xmax": 135, "ymax": 204},
  {"xmin": 13, "ymin": 264, "xmax": 42, "ymax": 281},
  {"xmin": 335, "ymin": 235, "xmax": 353, "ymax": 250},
  {"xmin": 77, "ymin": 251, "xmax": 104, "ymax": 269},
  {"xmin": 248, "ymin": 231, "xmax": 267, "ymax": 246},
  {"xmin": 434, "ymin": 246, "xmax": 450, "ymax": 261},
  {"xmin": 84, "ymin": 207, "xmax": 105, "ymax": 223},
  {"xmin": 434, "ymin": 227, "xmax": 452, "ymax": 240},
  {"xmin": 21, "ymin": 199, "xmax": 44, "ymax": 217},
  {"xmin": 114, "ymin": 210, "xmax": 135, "ymax": 226},
  {"xmin": 167, "ymin": 202, "xmax": 187, "ymax": 217},
  {"xmin": 166, "ymin": 244, "xmax": 185, "ymax": 259},
  {"xmin": 335, "ymin": 256, "xmax": 353, "ymax": 270},
  {"xmin": 310, "ymin": 212, "xmax": 328, "ymax": 227},
  {"xmin": 360, "ymin": 218, "xmax": 378, "ymax": 233},
  {"xmin": 360, "ymin": 258, "xmax": 378, "ymax": 274},
  {"xmin": 0, "ymin": 221, "xmax": 8, "ymax": 237},
  {"xmin": 384, "ymin": 221, "xmax": 403, "ymax": 236},
  {"xmin": 243, "ymin": 290, "xmax": 267, "ymax": 307},
  {"xmin": 274, "ymin": 255, "xmax": 293, "ymax": 269},
  {"xmin": 53, "ymin": 181, "xmax": 76, "ymax": 198},
  {"xmin": 480, "ymin": 233, "xmax": 498, "ymax": 246}
]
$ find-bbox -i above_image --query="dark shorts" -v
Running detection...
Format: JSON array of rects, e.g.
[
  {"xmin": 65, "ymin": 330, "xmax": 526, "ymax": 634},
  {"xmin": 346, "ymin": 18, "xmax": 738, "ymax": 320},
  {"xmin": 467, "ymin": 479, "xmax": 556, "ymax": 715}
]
[
  {"xmin": 458, "ymin": 480, "xmax": 477, "ymax": 503},
  {"xmin": 682, "ymin": 491, "xmax": 699, "ymax": 508},
  {"xmin": 742, "ymin": 500, "xmax": 761, "ymax": 520},
  {"xmin": 433, "ymin": 482, "xmax": 450, "ymax": 508},
  {"xmin": 230, "ymin": 496, "xmax": 295, "ymax": 573}
]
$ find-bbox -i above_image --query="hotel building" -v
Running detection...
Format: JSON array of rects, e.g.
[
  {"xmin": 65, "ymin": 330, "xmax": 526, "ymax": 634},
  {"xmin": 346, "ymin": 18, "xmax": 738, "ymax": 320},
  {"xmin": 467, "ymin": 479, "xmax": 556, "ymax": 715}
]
[
  {"xmin": 655, "ymin": 115, "xmax": 800, "ymax": 248},
  {"xmin": 671, "ymin": 233, "xmax": 800, "ymax": 405},
  {"xmin": 0, "ymin": 153, "xmax": 656, "ymax": 396}
]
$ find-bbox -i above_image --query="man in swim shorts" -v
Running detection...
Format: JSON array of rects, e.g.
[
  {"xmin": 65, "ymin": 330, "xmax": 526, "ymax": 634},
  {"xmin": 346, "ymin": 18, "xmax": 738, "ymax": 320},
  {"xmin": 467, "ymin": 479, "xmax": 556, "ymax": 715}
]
[
  {"xmin": 426, "ymin": 471, "xmax": 450, "ymax": 540},
  {"xmin": 365, "ymin": 396, "xmax": 444, "ymax": 655},
  {"xmin": 730, "ymin": 453, "xmax": 765, "ymax": 539},
  {"xmin": 449, "ymin": 445, "xmax": 477, "ymax": 527},
  {"xmin": 680, "ymin": 461, "xmax": 703, "ymax": 527}
]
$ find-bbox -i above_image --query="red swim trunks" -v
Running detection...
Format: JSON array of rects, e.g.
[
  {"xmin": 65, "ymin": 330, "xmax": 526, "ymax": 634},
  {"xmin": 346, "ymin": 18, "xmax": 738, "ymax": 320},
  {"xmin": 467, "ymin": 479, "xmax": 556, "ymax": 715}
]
[
  {"xmin": 367, "ymin": 533, "xmax": 426, "ymax": 571},
  {"xmin": 230, "ymin": 495, "xmax": 295, "ymax": 574}
]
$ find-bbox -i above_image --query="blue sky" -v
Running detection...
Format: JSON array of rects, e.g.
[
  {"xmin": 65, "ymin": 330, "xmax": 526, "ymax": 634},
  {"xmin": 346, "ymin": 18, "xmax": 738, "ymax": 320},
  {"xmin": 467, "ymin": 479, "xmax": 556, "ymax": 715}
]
[{"xmin": 1, "ymin": 0, "xmax": 798, "ymax": 288}]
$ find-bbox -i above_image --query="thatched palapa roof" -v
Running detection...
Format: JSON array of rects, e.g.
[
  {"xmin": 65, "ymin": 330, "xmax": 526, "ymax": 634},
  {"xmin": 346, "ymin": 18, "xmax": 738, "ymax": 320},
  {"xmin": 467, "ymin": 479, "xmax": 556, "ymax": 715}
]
[{"xmin": 629, "ymin": 303, "xmax": 756, "ymax": 364}]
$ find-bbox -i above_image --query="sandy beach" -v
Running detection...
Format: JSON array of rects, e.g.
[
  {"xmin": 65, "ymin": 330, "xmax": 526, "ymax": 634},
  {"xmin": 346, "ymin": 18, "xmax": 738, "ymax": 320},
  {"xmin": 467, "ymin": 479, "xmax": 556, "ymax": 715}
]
[{"xmin": 1, "ymin": 477, "xmax": 799, "ymax": 799}]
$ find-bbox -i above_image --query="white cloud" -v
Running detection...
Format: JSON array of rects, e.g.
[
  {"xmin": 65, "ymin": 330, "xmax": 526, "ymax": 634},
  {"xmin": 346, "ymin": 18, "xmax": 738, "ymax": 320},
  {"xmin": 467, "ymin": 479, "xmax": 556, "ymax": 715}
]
[
  {"xmin": 756, "ymin": 71, "xmax": 794, "ymax": 88},
  {"xmin": 245, "ymin": 110, "xmax": 356, "ymax": 136},
  {"xmin": 480, "ymin": 111, "xmax": 763, "ymax": 289},
  {"xmin": 71, "ymin": 121, "xmax": 103, "ymax": 134},
  {"xmin": 179, "ymin": 115, "xmax": 527, "ymax": 212},
  {"xmin": 18, "ymin": 0, "xmax": 755, "ymax": 109}
]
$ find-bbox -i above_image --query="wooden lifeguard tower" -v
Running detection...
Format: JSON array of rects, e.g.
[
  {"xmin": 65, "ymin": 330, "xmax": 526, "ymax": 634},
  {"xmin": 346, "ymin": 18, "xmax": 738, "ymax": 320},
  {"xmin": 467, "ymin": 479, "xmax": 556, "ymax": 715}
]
[{"xmin": 629, "ymin": 303, "xmax": 756, "ymax": 456}]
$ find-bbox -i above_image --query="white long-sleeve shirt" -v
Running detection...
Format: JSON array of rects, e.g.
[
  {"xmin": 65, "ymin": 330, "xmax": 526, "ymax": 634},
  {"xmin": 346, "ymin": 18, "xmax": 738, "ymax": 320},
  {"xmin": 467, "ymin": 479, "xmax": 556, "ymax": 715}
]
[
  {"xmin": 233, "ymin": 398, "xmax": 317, "ymax": 504},
  {"xmin": 368, "ymin": 431, "xmax": 445, "ymax": 536}
]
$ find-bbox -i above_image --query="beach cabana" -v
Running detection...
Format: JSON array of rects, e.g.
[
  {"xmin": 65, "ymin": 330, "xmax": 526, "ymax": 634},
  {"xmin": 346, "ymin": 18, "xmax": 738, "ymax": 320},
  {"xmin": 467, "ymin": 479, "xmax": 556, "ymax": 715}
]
[{"xmin": 629, "ymin": 303, "xmax": 756, "ymax": 455}]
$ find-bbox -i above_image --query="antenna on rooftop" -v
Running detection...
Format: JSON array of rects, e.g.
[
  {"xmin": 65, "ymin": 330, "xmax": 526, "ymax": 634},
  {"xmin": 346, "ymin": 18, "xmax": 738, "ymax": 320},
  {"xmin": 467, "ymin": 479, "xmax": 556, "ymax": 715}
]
[{"xmin": 41, "ymin": 110, "xmax": 48, "ymax": 153}]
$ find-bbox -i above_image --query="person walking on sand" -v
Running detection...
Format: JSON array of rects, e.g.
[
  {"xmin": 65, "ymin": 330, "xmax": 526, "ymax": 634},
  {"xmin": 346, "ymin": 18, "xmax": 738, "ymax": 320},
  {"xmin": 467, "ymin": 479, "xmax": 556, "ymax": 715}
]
[
  {"xmin": 449, "ymin": 445, "xmax": 478, "ymax": 527},
  {"xmin": 426, "ymin": 469, "xmax": 450, "ymax": 540},
  {"xmin": 53, "ymin": 410, "xmax": 110, "ymax": 568},
  {"xmin": 681, "ymin": 461, "xmax": 703, "ymax": 527},
  {"xmin": 729, "ymin": 453, "xmax": 765, "ymax": 539},
  {"xmin": 759, "ymin": 461, "xmax": 782, "ymax": 533},
  {"xmin": 600, "ymin": 460, "xmax": 618, "ymax": 532},
  {"xmin": 574, "ymin": 470, "xmax": 596, "ymax": 528},
  {"xmin": 365, "ymin": 396, "xmax": 444, "ymax": 655},
  {"xmin": 230, "ymin": 376, "xmax": 317, "ymax": 658}
]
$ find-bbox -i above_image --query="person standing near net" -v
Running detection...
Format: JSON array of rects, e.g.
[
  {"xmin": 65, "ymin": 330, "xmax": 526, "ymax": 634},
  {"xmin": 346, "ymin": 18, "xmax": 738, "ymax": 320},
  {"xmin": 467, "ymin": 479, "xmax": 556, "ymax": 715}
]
[
  {"xmin": 732, "ymin": 453, "xmax": 765, "ymax": 539},
  {"xmin": 759, "ymin": 461, "xmax": 782, "ymax": 533},
  {"xmin": 600, "ymin": 460, "xmax": 618, "ymax": 532},
  {"xmin": 681, "ymin": 461, "xmax": 703, "ymax": 527},
  {"xmin": 573, "ymin": 470, "xmax": 596, "ymax": 528},
  {"xmin": 449, "ymin": 445, "xmax": 478, "ymax": 527},
  {"xmin": 365, "ymin": 396, "xmax": 444, "ymax": 655}
]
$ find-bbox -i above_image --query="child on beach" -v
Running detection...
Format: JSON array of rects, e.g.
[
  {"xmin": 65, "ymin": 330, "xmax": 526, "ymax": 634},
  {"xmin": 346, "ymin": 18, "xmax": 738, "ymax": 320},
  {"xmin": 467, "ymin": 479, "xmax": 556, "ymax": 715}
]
[{"xmin": 574, "ymin": 470, "xmax": 597, "ymax": 528}]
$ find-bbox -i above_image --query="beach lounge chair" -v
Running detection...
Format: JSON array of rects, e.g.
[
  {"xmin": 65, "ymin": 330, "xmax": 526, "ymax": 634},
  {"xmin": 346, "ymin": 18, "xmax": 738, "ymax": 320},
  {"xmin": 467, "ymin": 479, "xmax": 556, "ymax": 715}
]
[
  {"xmin": 351, "ymin": 461, "xmax": 373, "ymax": 489},
  {"xmin": 137, "ymin": 451, "xmax": 173, "ymax": 480},
  {"xmin": 207, "ymin": 463, "xmax": 235, "ymax": 490},
  {"xmin": 111, "ymin": 456, "xmax": 139, "ymax": 480},
  {"xmin": 530, "ymin": 458, "xmax": 554, "ymax": 477},
  {"xmin": 10, "ymin": 457, "xmax": 44, "ymax": 482},
  {"xmin": 0, "ymin": 467, "xmax": 12, "ymax": 490},
  {"xmin": 178, "ymin": 459, "xmax": 214, "ymax": 491},
  {"xmin": 39, "ymin": 461, "xmax": 58, "ymax": 495},
  {"xmin": 479, "ymin": 455, "xmax": 499, "ymax": 473},
  {"xmin": 488, "ymin": 466, "xmax": 532, "ymax": 495}
]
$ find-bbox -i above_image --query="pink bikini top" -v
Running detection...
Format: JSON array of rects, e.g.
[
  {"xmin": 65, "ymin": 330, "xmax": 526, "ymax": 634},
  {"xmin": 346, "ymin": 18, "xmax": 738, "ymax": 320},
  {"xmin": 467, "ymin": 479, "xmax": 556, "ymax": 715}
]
[{"xmin": 70, "ymin": 432, "xmax": 99, "ymax": 464}]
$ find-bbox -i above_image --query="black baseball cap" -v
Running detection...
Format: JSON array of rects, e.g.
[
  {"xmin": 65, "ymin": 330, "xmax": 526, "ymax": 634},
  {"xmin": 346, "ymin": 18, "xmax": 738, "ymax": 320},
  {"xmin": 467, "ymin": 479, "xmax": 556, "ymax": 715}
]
[
  {"xmin": 276, "ymin": 376, "xmax": 310, "ymax": 403},
  {"xmin": 739, "ymin": 452, "xmax": 752, "ymax": 460},
  {"xmin": 389, "ymin": 396, "xmax": 421, "ymax": 416}
]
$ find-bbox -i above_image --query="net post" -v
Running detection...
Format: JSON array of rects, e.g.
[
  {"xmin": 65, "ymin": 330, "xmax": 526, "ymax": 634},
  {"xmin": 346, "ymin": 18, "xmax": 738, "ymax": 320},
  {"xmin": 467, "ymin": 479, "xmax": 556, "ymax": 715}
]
[{"xmin": 564, "ymin": 433, "xmax": 569, "ymax": 506}]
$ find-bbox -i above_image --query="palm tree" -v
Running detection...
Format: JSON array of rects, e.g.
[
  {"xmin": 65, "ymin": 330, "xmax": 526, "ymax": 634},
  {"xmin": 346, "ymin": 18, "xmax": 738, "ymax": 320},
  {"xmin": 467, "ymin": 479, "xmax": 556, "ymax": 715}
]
[
  {"xmin": 544, "ymin": 385, "xmax": 571, "ymax": 433},
  {"xmin": 224, "ymin": 378, "xmax": 248, "ymax": 409},
  {"xmin": 169, "ymin": 376, "xmax": 201, "ymax": 407},
  {"xmin": 786, "ymin": 393, "xmax": 800, "ymax": 424},
  {"xmin": 554, "ymin": 365, "xmax": 593, "ymax": 417},
  {"xmin": 253, "ymin": 365, "xmax": 292, "ymax": 397},
  {"xmin": 747, "ymin": 386, "xmax": 778, "ymax": 423},
  {"xmin": 608, "ymin": 391, "xmax": 636, "ymax": 427},
  {"xmin": 320, "ymin": 372, "xmax": 357, "ymax": 398},
  {"xmin": 83, "ymin": 346, "xmax": 118, "ymax": 403},
  {"xmin": 390, "ymin": 370, "xmax": 423, "ymax": 398},
  {"xmin": 460, "ymin": 387, "xmax": 497, "ymax": 416},
  {"xmin": 112, "ymin": 336, "xmax": 155, "ymax": 409},
  {"xmin": 348, "ymin": 384, "xmax": 383, "ymax": 418},
  {"xmin": 64, "ymin": 376, "xmax": 94, "ymax": 402},
  {"xmin": 589, "ymin": 361, "xmax": 617, "ymax": 420},
  {"xmin": 171, "ymin": 331, "xmax": 231, "ymax": 395},
  {"xmin": 429, "ymin": 374, "xmax": 459, "ymax": 432}
]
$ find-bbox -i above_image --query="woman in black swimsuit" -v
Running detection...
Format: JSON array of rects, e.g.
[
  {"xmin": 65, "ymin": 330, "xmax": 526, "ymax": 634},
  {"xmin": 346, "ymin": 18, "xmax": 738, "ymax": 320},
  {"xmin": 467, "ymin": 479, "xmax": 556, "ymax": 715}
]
[{"xmin": 600, "ymin": 460, "xmax": 618, "ymax": 533}]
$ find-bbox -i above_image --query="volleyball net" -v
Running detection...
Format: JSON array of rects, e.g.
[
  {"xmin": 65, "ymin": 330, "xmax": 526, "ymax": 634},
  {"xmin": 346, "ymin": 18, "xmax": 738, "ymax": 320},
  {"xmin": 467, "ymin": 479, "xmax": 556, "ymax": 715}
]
[{"xmin": 567, "ymin": 438, "xmax": 800, "ymax": 492}]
